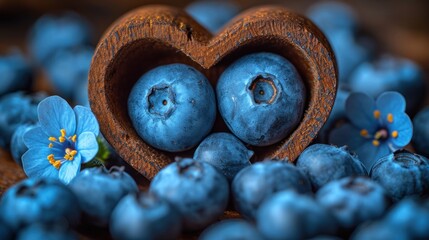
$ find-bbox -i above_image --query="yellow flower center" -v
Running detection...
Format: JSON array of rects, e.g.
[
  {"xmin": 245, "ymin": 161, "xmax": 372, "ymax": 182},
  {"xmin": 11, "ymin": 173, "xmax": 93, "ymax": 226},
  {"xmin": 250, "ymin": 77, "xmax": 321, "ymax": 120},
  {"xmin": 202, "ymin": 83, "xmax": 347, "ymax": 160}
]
[{"xmin": 46, "ymin": 129, "xmax": 78, "ymax": 169}]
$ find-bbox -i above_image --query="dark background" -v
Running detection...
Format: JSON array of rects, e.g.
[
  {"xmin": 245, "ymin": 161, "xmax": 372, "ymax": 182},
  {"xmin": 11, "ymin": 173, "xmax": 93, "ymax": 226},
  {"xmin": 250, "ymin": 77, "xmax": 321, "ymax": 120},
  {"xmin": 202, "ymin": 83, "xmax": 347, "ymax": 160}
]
[{"xmin": 1, "ymin": 0, "xmax": 429, "ymax": 71}]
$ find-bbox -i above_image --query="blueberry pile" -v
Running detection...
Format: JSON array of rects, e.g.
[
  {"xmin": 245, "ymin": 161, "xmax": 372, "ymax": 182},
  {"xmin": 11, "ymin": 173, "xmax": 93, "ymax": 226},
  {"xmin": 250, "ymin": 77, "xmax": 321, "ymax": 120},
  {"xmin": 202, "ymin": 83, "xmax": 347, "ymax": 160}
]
[{"xmin": 1, "ymin": 1, "xmax": 429, "ymax": 239}]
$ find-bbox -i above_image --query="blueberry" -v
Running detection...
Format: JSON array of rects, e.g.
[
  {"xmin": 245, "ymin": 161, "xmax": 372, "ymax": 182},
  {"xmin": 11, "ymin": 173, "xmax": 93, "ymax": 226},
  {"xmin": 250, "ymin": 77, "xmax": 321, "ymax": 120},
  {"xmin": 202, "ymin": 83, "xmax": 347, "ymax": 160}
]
[
  {"xmin": 17, "ymin": 223, "xmax": 77, "ymax": 240},
  {"xmin": 68, "ymin": 166, "xmax": 138, "ymax": 227},
  {"xmin": 45, "ymin": 47, "xmax": 93, "ymax": 100},
  {"xmin": 296, "ymin": 144, "xmax": 367, "ymax": 191},
  {"xmin": 257, "ymin": 191, "xmax": 338, "ymax": 240},
  {"xmin": 150, "ymin": 158, "xmax": 229, "ymax": 230},
  {"xmin": 0, "ymin": 219, "xmax": 14, "ymax": 240},
  {"xmin": 306, "ymin": 2, "xmax": 374, "ymax": 84},
  {"xmin": 0, "ymin": 50, "xmax": 33, "ymax": 96},
  {"xmin": 0, "ymin": 92, "xmax": 46, "ymax": 148},
  {"xmin": 232, "ymin": 160, "xmax": 311, "ymax": 220},
  {"xmin": 73, "ymin": 80, "xmax": 89, "ymax": 107},
  {"xmin": 328, "ymin": 31, "xmax": 374, "ymax": 85},
  {"xmin": 110, "ymin": 192, "xmax": 181, "ymax": 240},
  {"xmin": 200, "ymin": 220, "xmax": 263, "ymax": 240},
  {"xmin": 316, "ymin": 176, "xmax": 390, "ymax": 230},
  {"xmin": 412, "ymin": 107, "xmax": 429, "ymax": 157},
  {"xmin": 369, "ymin": 150, "xmax": 429, "ymax": 202},
  {"xmin": 382, "ymin": 198, "xmax": 429, "ymax": 239},
  {"xmin": 308, "ymin": 236, "xmax": 342, "ymax": 240},
  {"xmin": 28, "ymin": 12, "xmax": 92, "ymax": 64},
  {"xmin": 318, "ymin": 89, "xmax": 350, "ymax": 143},
  {"xmin": 10, "ymin": 124, "xmax": 35, "ymax": 166},
  {"xmin": 193, "ymin": 132, "xmax": 253, "ymax": 181},
  {"xmin": 128, "ymin": 63, "xmax": 216, "ymax": 152},
  {"xmin": 0, "ymin": 178, "xmax": 80, "ymax": 231},
  {"xmin": 217, "ymin": 52, "xmax": 306, "ymax": 146},
  {"xmin": 307, "ymin": 1, "xmax": 358, "ymax": 36},
  {"xmin": 185, "ymin": 1, "xmax": 240, "ymax": 33},
  {"xmin": 351, "ymin": 221, "xmax": 409, "ymax": 240},
  {"xmin": 348, "ymin": 55, "xmax": 424, "ymax": 112}
]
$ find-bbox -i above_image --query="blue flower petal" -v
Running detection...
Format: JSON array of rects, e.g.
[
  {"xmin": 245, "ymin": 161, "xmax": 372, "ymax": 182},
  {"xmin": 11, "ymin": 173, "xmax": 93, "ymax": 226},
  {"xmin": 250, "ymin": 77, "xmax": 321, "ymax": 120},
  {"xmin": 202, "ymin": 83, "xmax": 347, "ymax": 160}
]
[
  {"xmin": 38, "ymin": 96, "xmax": 76, "ymax": 138},
  {"xmin": 23, "ymin": 126, "xmax": 49, "ymax": 149},
  {"xmin": 59, "ymin": 154, "xmax": 81, "ymax": 184},
  {"xmin": 387, "ymin": 113, "xmax": 413, "ymax": 148},
  {"xmin": 329, "ymin": 123, "xmax": 367, "ymax": 149},
  {"xmin": 345, "ymin": 93, "xmax": 378, "ymax": 132},
  {"xmin": 22, "ymin": 147, "xmax": 59, "ymax": 179},
  {"xmin": 376, "ymin": 91, "xmax": 406, "ymax": 118},
  {"xmin": 355, "ymin": 141, "xmax": 391, "ymax": 170},
  {"xmin": 77, "ymin": 132, "xmax": 98, "ymax": 163},
  {"xmin": 74, "ymin": 105, "xmax": 99, "ymax": 136}
]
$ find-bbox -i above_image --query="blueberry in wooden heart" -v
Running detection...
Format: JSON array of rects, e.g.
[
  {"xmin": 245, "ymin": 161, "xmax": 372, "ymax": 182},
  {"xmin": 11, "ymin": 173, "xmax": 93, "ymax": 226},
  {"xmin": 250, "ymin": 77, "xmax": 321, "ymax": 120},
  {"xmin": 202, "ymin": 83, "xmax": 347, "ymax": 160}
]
[
  {"xmin": 216, "ymin": 52, "xmax": 306, "ymax": 146},
  {"xmin": 128, "ymin": 63, "xmax": 216, "ymax": 152}
]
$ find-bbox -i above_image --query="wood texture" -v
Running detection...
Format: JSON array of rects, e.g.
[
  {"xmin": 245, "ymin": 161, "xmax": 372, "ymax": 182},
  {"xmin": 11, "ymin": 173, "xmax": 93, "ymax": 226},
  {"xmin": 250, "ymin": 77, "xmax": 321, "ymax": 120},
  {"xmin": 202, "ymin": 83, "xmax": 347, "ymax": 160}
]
[
  {"xmin": 0, "ymin": 149, "xmax": 26, "ymax": 194},
  {"xmin": 88, "ymin": 5, "xmax": 338, "ymax": 180}
]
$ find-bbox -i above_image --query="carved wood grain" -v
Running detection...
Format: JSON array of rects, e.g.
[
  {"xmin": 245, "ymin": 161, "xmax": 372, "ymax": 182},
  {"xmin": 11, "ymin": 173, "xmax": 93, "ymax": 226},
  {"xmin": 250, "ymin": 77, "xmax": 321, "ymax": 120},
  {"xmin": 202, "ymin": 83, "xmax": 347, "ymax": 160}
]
[{"xmin": 88, "ymin": 5, "xmax": 338, "ymax": 180}]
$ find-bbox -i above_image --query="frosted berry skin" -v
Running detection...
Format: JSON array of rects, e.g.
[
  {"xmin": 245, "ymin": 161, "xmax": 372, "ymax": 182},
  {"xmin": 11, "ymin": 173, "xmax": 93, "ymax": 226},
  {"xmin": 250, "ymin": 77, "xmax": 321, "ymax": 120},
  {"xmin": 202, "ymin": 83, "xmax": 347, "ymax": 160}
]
[
  {"xmin": 412, "ymin": 107, "xmax": 429, "ymax": 158},
  {"xmin": 296, "ymin": 144, "xmax": 367, "ymax": 191},
  {"xmin": 369, "ymin": 150, "xmax": 429, "ymax": 202},
  {"xmin": 149, "ymin": 158, "xmax": 229, "ymax": 231},
  {"xmin": 17, "ymin": 224, "xmax": 77, "ymax": 240},
  {"xmin": 128, "ymin": 63, "xmax": 216, "ymax": 152},
  {"xmin": 200, "ymin": 220, "xmax": 263, "ymax": 240},
  {"xmin": 232, "ymin": 160, "xmax": 312, "ymax": 220},
  {"xmin": 257, "ymin": 191, "xmax": 338, "ymax": 240},
  {"xmin": 0, "ymin": 178, "xmax": 80, "ymax": 231},
  {"xmin": 316, "ymin": 176, "xmax": 390, "ymax": 230},
  {"xmin": 216, "ymin": 52, "xmax": 306, "ymax": 146},
  {"xmin": 68, "ymin": 166, "xmax": 138, "ymax": 227},
  {"xmin": 193, "ymin": 132, "xmax": 253, "ymax": 181},
  {"xmin": 110, "ymin": 192, "xmax": 182, "ymax": 240}
]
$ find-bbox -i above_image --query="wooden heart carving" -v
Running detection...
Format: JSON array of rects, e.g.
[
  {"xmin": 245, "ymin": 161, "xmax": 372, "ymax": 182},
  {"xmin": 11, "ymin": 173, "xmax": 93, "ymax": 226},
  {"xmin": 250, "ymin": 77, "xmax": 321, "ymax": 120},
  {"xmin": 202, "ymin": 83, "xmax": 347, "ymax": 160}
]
[{"xmin": 88, "ymin": 5, "xmax": 338, "ymax": 180}]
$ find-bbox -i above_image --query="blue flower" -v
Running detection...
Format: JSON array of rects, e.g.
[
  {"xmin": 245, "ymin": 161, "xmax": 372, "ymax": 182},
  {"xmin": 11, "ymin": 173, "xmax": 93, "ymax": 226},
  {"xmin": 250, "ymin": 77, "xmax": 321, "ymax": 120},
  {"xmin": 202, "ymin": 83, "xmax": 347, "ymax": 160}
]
[
  {"xmin": 22, "ymin": 96, "xmax": 99, "ymax": 184},
  {"xmin": 329, "ymin": 92, "xmax": 413, "ymax": 169}
]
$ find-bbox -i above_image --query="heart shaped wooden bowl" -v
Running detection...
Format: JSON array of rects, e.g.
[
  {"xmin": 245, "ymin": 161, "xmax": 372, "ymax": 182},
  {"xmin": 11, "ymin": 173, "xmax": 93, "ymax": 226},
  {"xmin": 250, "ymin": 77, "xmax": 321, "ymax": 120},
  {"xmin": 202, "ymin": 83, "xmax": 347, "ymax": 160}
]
[{"xmin": 88, "ymin": 5, "xmax": 338, "ymax": 180}]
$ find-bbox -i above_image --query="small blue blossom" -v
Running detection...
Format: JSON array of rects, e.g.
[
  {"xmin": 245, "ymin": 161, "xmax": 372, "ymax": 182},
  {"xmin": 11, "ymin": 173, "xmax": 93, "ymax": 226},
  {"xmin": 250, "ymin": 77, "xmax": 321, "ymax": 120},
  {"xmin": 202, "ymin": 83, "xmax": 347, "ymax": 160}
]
[
  {"xmin": 329, "ymin": 92, "xmax": 413, "ymax": 169},
  {"xmin": 22, "ymin": 96, "xmax": 99, "ymax": 184}
]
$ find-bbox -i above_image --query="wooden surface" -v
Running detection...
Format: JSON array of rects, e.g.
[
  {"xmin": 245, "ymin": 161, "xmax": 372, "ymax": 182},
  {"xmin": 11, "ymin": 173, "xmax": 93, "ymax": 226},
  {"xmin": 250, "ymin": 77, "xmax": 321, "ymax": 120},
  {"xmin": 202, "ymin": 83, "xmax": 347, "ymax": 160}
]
[
  {"xmin": 88, "ymin": 5, "xmax": 338, "ymax": 180},
  {"xmin": 0, "ymin": 149, "xmax": 26, "ymax": 195}
]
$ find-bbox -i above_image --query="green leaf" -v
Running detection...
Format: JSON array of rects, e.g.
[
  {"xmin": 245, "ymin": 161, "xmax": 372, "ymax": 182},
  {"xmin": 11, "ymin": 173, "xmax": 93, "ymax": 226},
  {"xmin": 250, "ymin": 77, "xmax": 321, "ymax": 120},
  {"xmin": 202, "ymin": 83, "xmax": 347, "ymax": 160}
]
[{"xmin": 82, "ymin": 136, "xmax": 111, "ymax": 169}]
